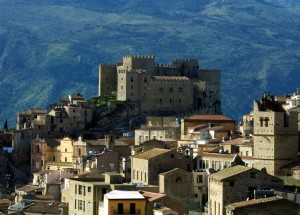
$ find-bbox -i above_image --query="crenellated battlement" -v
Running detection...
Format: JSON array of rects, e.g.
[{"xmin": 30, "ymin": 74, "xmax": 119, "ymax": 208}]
[
  {"xmin": 123, "ymin": 55, "xmax": 155, "ymax": 59},
  {"xmin": 100, "ymin": 64, "xmax": 116, "ymax": 68},
  {"xmin": 156, "ymin": 63, "xmax": 180, "ymax": 69}
]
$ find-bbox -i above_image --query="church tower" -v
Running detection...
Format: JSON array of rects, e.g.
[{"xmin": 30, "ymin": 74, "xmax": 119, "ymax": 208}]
[{"xmin": 253, "ymin": 92, "xmax": 298, "ymax": 176}]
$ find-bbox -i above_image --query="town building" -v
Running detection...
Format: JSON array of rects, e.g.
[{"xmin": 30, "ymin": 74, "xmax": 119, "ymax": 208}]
[
  {"xmin": 131, "ymin": 148, "xmax": 193, "ymax": 186},
  {"xmin": 102, "ymin": 190, "xmax": 146, "ymax": 215},
  {"xmin": 225, "ymin": 196, "xmax": 300, "ymax": 215},
  {"xmin": 208, "ymin": 165, "xmax": 283, "ymax": 215}
]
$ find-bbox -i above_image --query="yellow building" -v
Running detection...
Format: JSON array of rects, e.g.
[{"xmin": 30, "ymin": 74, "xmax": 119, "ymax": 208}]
[{"xmin": 103, "ymin": 190, "xmax": 146, "ymax": 215}]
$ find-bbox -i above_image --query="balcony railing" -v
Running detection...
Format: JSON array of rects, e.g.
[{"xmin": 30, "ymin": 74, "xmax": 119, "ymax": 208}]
[{"xmin": 112, "ymin": 209, "xmax": 141, "ymax": 215}]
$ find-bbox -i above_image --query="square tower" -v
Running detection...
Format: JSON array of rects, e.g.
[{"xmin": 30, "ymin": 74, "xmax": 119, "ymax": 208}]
[{"xmin": 253, "ymin": 93, "xmax": 299, "ymax": 176}]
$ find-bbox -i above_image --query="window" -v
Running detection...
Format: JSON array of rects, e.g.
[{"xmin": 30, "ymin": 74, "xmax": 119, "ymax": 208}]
[
  {"xmin": 88, "ymin": 187, "xmax": 91, "ymax": 192},
  {"xmin": 118, "ymin": 203, "xmax": 124, "ymax": 214},
  {"xmin": 32, "ymin": 159, "xmax": 35, "ymax": 166},
  {"xmin": 159, "ymin": 87, "xmax": 163, "ymax": 93},
  {"xmin": 131, "ymin": 85, "xmax": 133, "ymax": 89},
  {"xmin": 79, "ymin": 185, "xmax": 82, "ymax": 195},
  {"xmin": 137, "ymin": 171, "xmax": 139, "ymax": 180},
  {"xmin": 169, "ymin": 87, "xmax": 173, "ymax": 92},
  {"xmin": 144, "ymin": 77, "xmax": 147, "ymax": 82},
  {"xmin": 159, "ymin": 98, "xmax": 162, "ymax": 104},
  {"xmin": 41, "ymin": 160, "xmax": 43, "ymax": 166},
  {"xmin": 179, "ymin": 87, "xmax": 183, "ymax": 92},
  {"xmin": 179, "ymin": 98, "xmax": 181, "ymax": 103},
  {"xmin": 229, "ymin": 181, "xmax": 235, "ymax": 186},
  {"xmin": 250, "ymin": 172, "xmax": 256, "ymax": 179},
  {"xmin": 78, "ymin": 200, "xmax": 83, "ymax": 210},
  {"xmin": 53, "ymin": 156, "xmax": 55, "ymax": 161},
  {"xmin": 175, "ymin": 177, "xmax": 182, "ymax": 183},
  {"xmin": 65, "ymin": 148, "xmax": 67, "ymax": 152},
  {"xmin": 131, "ymin": 76, "xmax": 133, "ymax": 82},
  {"xmin": 194, "ymin": 194, "xmax": 198, "ymax": 198},
  {"xmin": 130, "ymin": 203, "xmax": 136, "ymax": 214},
  {"xmin": 197, "ymin": 175, "xmax": 203, "ymax": 183},
  {"xmin": 133, "ymin": 170, "xmax": 135, "ymax": 179},
  {"xmin": 121, "ymin": 85, "xmax": 123, "ymax": 90},
  {"xmin": 75, "ymin": 185, "xmax": 77, "ymax": 194},
  {"xmin": 60, "ymin": 119, "xmax": 63, "ymax": 123},
  {"xmin": 75, "ymin": 199, "xmax": 77, "ymax": 209},
  {"xmin": 65, "ymin": 157, "xmax": 67, "ymax": 162}
]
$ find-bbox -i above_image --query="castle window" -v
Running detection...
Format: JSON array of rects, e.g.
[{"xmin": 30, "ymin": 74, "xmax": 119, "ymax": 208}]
[
  {"xmin": 144, "ymin": 77, "xmax": 147, "ymax": 83},
  {"xmin": 179, "ymin": 87, "xmax": 183, "ymax": 93},
  {"xmin": 159, "ymin": 98, "xmax": 162, "ymax": 104},
  {"xmin": 169, "ymin": 87, "xmax": 173, "ymax": 92},
  {"xmin": 170, "ymin": 99, "xmax": 172, "ymax": 103},
  {"xmin": 179, "ymin": 99, "xmax": 182, "ymax": 103},
  {"xmin": 159, "ymin": 87, "xmax": 163, "ymax": 93},
  {"xmin": 121, "ymin": 85, "xmax": 123, "ymax": 90},
  {"xmin": 131, "ymin": 76, "xmax": 133, "ymax": 82}
]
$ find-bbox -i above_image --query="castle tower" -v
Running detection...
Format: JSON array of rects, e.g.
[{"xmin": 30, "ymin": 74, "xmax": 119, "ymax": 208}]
[
  {"xmin": 98, "ymin": 64, "xmax": 117, "ymax": 96},
  {"xmin": 253, "ymin": 92, "xmax": 299, "ymax": 176}
]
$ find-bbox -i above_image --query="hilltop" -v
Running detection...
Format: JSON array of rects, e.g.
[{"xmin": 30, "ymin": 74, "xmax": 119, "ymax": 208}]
[{"xmin": 0, "ymin": 0, "xmax": 300, "ymax": 126}]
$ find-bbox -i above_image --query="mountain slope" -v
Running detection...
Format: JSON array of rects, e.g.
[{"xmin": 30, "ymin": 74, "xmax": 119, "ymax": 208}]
[{"xmin": 0, "ymin": 0, "xmax": 300, "ymax": 127}]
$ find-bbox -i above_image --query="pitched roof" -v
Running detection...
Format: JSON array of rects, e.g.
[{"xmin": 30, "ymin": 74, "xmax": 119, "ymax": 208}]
[
  {"xmin": 279, "ymin": 176, "xmax": 300, "ymax": 187},
  {"xmin": 16, "ymin": 185, "xmax": 40, "ymax": 193},
  {"xmin": 186, "ymin": 115, "xmax": 235, "ymax": 122},
  {"xmin": 139, "ymin": 191, "xmax": 165, "ymax": 202},
  {"xmin": 22, "ymin": 201, "xmax": 65, "ymax": 214},
  {"xmin": 226, "ymin": 196, "xmax": 283, "ymax": 210},
  {"xmin": 132, "ymin": 148, "xmax": 170, "ymax": 159},
  {"xmin": 209, "ymin": 165, "xmax": 252, "ymax": 181}
]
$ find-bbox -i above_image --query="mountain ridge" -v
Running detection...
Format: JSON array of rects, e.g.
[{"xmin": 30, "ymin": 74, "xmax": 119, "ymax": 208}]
[{"xmin": 0, "ymin": 0, "xmax": 299, "ymax": 127}]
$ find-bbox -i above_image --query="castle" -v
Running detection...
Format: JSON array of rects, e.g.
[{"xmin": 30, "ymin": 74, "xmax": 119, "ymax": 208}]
[{"xmin": 99, "ymin": 55, "xmax": 222, "ymax": 115}]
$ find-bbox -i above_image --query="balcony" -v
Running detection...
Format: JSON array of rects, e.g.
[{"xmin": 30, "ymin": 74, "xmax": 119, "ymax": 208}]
[{"xmin": 113, "ymin": 209, "xmax": 141, "ymax": 215}]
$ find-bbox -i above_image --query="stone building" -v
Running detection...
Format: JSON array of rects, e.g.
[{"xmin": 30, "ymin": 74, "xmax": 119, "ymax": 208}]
[
  {"xmin": 252, "ymin": 93, "xmax": 299, "ymax": 176},
  {"xmin": 159, "ymin": 168, "xmax": 193, "ymax": 205},
  {"xmin": 208, "ymin": 165, "xmax": 283, "ymax": 215},
  {"xmin": 225, "ymin": 196, "xmax": 300, "ymax": 215},
  {"xmin": 99, "ymin": 55, "xmax": 222, "ymax": 115},
  {"xmin": 131, "ymin": 148, "xmax": 193, "ymax": 185}
]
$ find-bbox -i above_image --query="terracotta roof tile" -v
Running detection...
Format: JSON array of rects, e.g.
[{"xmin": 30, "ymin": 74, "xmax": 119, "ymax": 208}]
[
  {"xmin": 226, "ymin": 196, "xmax": 283, "ymax": 210},
  {"xmin": 186, "ymin": 115, "xmax": 235, "ymax": 121}
]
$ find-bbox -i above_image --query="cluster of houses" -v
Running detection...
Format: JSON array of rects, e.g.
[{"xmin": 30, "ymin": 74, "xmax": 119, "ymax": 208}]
[{"xmin": 0, "ymin": 55, "xmax": 299, "ymax": 215}]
